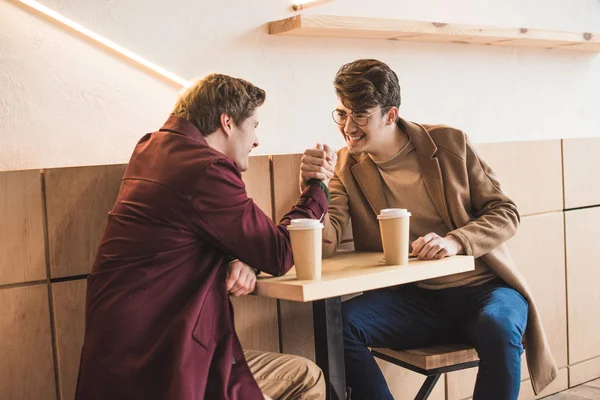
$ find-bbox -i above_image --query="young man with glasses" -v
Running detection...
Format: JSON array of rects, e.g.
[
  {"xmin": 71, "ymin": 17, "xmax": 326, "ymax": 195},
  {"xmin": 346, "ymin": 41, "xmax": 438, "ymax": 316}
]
[{"xmin": 300, "ymin": 59, "xmax": 557, "ymax": 400}]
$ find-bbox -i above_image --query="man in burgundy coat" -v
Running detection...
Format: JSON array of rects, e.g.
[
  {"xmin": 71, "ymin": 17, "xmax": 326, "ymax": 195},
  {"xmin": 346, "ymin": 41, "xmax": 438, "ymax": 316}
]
[{"xmin": 75, "ymin": 74, "xmax": 332, "ymax": 400}]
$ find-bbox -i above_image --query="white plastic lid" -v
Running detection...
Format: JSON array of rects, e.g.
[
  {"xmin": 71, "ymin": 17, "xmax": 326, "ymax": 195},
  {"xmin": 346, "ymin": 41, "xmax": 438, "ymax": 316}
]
[
  {"xmin": 287, "ymin": 218, "xmax": 324, "ymax": 230},
  {"xmin": 377, "ymin": 208, "xmax": 412, "ymax": 219}
]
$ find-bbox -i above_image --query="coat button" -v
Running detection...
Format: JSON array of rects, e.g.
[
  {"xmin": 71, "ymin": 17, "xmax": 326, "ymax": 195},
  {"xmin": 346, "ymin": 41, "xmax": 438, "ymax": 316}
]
[{"xmin": 232, "ymin": 357, "xmax": 236, "ymax": 365}]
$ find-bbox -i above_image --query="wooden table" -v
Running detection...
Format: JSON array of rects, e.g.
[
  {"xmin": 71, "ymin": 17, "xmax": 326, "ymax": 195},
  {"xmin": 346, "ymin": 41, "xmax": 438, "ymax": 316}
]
[{"xmin": 255, "ymin": 251, "xmax": 474, "ymax": 400}]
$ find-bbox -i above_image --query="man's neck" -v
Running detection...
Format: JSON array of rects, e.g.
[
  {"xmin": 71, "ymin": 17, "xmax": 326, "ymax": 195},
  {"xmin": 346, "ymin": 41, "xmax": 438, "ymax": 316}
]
[{"xmin": 368, "ymin": 123, "xmax": 409, "ymax": 162}]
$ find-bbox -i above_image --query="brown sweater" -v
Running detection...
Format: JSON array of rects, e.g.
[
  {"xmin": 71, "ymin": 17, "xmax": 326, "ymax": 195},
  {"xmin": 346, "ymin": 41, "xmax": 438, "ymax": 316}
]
[{"xmin": 372, "ymin": 139, "xmax": 496, "ymax": 289}]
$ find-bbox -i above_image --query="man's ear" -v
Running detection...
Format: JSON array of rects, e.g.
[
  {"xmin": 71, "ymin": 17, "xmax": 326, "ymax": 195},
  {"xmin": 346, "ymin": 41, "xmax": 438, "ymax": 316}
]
[
  {"xmin": 386, "ymin": 107, "xmax": 399, "ymax": 125},
  {"xmin": 219, "ymin": 113, "xmax": 233, "ymax": 136}
]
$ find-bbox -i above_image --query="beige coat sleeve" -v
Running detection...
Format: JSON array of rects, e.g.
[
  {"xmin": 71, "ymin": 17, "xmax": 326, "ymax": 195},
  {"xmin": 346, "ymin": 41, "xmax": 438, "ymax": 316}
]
[
  {"xmin": 446, "ymin": 138, "xmax": 520, "ymax": 259},
  {"xmin": 322, "ymin": 173, "xmax": 351, "ymax": 258}
]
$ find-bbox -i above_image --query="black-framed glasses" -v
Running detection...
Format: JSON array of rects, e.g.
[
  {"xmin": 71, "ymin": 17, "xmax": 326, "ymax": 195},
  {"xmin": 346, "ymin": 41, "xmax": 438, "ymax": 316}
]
[{"xmin": 331, "ymin": 106, "xmax": 392, "ymax": 127}]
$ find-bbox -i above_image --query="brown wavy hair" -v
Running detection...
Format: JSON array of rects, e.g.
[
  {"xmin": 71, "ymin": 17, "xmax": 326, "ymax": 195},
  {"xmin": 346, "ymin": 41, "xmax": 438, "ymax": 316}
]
[
  {"xmin": 172, "ymin": 73, "xmax": 266, "ymax": 136},
  {"xmin": 334, "ymin": 59, "xmax": 401, "ymax": 113}
]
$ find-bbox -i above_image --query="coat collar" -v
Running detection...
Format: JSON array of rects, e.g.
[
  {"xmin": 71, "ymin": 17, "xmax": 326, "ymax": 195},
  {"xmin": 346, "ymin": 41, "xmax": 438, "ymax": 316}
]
[
  {"xmin": 159, "ymin": 114, "xmax": 208, "ymax": 144},
  {"xmin": 350, "ymin": 117, "xmax": 454, "ymax": 229}
]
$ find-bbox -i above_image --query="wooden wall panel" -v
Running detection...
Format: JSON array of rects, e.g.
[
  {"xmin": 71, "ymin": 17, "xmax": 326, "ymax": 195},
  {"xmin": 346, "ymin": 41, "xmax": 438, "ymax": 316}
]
[
  {"xmin": 279, "ymin": 300, "xmax": 316, "ymax": 362},
  {"xmin": 569, "ymin": 356, "xmax": 600, "ymax": 387},
  {"xmin": 230, "ymin": 296, "xmax": 279, "ymax": 353},
  {"xmin": 0, "ymin": 170, "xmax": 46, "ymax": 285},
  {"xmin": 562, "ymin": 138, "xmax": 600, "ymax": 209},
  {"xmin": 446, "ymin": 368, "xmax": 568, "ymax": 400},
  {"xmin": 446, "ymin": 212, "xmax": 568, "ymax": 399},
  {"xmin": 517, "ymin": 368, "xmax": 568, "ymax": 399},
  {"xmin": 377, "ymin": 359, "xmax": 445, "ymax": 400},
  {"xmin": 475, "ymin": 140, "xmax": 563, "ymax": 216},
  {"xmin": 237, "ymin": 156, "xmax": 279, "ymax": 353},
  {"xmin": 52, "ymin": 279, "xmax": 87, "ymax": 400},
  {"xmin": 507, "ymin": 212, "xmax": 568, "ymax": 374},
  {"xmin": 0, "ymin": 284, "xmax": 56, "ymax": 400},
  {"xmin": 565, "ymin": 207, "xmax": 600, "ymax": 366},
  {"xmin": 242, "ymin": 155, "xmax": 273, "ymax": 219},
  {"xmin": 271, "ymin": 154, "xmax": 303, "ymax": 222},
  {"xmin": 44, "ymin": 165, "xmax": 125, "ymax": 278}
]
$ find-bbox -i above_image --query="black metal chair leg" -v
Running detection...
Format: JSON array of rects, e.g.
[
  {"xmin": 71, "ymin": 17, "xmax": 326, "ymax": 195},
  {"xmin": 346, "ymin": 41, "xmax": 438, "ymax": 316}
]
[{"xmin": 415, "ymin": 374, "xmax": 441, "ymax": 400}]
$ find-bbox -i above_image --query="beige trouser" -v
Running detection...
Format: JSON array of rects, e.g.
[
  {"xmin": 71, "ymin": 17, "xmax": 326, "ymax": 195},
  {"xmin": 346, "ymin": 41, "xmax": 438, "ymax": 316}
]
[{"xmin": 244, "ymin": 350, "xmax": 326, "ymax": 400}]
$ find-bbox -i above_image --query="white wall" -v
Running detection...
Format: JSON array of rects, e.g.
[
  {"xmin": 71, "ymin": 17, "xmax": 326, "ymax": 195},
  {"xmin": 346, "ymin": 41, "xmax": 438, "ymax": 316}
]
[{"xmin": 1, "ymin": 0, "xmax": 600, "ymax": 170}]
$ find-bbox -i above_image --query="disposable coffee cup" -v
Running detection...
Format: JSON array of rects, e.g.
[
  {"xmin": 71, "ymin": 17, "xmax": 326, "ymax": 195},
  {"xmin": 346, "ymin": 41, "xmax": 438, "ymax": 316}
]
[
  {"xmin": 287, "ymin": 219, "xmax": 324, "ymax": 280},
  {"xmin": 377, "ymin": 208, "xmax": 411, "ymax": 266}
]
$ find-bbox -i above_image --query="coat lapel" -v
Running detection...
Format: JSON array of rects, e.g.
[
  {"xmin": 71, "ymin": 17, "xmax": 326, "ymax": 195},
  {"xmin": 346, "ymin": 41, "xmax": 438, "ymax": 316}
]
[
  {"xmin": 418, "ymin": 156, "xmax": 454, "ymax": 230},
  {"xmin": 351, "ymin": 154, "xmax": 388, "ymax": 216},
  {"xmin": 402, "ymin": 119, "xmax": 455, "ymax": 230}
]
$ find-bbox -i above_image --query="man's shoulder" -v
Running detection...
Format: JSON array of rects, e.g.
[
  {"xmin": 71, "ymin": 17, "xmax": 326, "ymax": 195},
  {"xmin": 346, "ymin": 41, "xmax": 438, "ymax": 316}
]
[{"xmin": 421, "ymin": 123, "xmax": 469, "ymax": 160}]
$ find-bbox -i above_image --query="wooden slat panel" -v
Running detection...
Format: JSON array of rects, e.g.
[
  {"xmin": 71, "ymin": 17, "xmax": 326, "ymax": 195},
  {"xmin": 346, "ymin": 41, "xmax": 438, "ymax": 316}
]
[
  {"xmin": 0, "ymin": 170, "xmax": 46, "ymax": 285},
  {"xmin": 569, "ymin": 356, "xmax": 600, "ymax": 387},
  {"xmin": 268, "ymin": 15, "xmax": 600, "ymax": 52},
  {"xmin": 507, "ymin": 212, "xmax": 568, "ymax": 377},
  {"xmin": 377, "ymin": 358, "xmax": 445, "ymax": 400},
  {"xmin": 230, "ymin": 296, "xmax": 279, "ymax": 353},
  {"xmin": 565, "ymin": 207, "xmax": 600, "ymax": 364},
  {"xmin": 446, "ymin": 368, "xmax": 568, "ymax": 400},
  {"xmin": 235, "ymin": 156, "xmax": 278, "ymax": 353},
  {"xmin": 242, "ymin": 155, "xmax": 273, "ymax": 219},
  {"xmin": 279, "ymin": 300, "xmax": 315, "ymax": 362},
  {"xmin": 0, "ymin": 284, "xmax": 56, "ymax": 400},
  {"xmin": 44, "ymin": 165, "xmax": 125, "ymax": 278},
  {"xmin": 271, "ymin": 154, "xmax": 302, "ymax": 222},
  {"xmin": 446, "ymin": 212, "xmax": 567, "ymax": 398},
  {"xmin": 475, "ymin": 140, "xmax": 563, "ymax": 216},
  {"xmin": 517, "ymin": 368, "xmax": 568, "ymax": 399},
  {"xmin": 562, "ymin": 138, "xmax": 600, "ymax": 209},
  {"xmin": 52, "ymin": 279, "xmax": 86, "ymax": 400}
]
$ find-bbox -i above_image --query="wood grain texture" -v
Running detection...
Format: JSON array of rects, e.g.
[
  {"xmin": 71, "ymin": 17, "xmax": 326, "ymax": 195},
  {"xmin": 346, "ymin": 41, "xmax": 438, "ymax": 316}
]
[
  {"xmin": 507, "ymin": 212, "xmax": 568, "ymax": 377},
  {"xmin": 44, "ymin": 165, "xmax": 125, "ymax": 278},
  {"xmin": 518, "ymin": 368, "xmax": 569, "ymax": 399},
  {"xmin": 255, "ymin": 252, "xmax": 474, "ymax": 302},
  {"xmin": 0, "ymin": 170, "xmax": 46, "ymax": 285},
  {"xmin": 279, "ymin": 300, "xmax": 316, "ymax": 362},
  {"xmin": 475, "ymin": 140, "xmax": 563, "ymax": 216},
  {"xmin": 230, "ymin": 296, "xmax": 279, "ymax": 353},
  {"xmin": 52, "ymin": 279, "xmax": 86, "ymax": 400},
  {"xmin": 565, "ymin": 207, "xmax": 600, "ymax": 365},
  {"xmin": 446, "ymin": 368, "xmax": 568, "ymax": 400},
  {"xmin": 242, "ymin": 155, "xmax": 273, "ymax": 219},
  {"xmin": 373, "ymin": 344, "xmax": 479, "ymax": 370},
  {"xmin": 268, "ymin": 15, "xmax": 600, "ymax": 51},
  {"xmin": 569, "ymin": 357, "xmax": 600, "ymax": 387},
  {"xmin": 0, "ymin": 284, "xmax": 56, "ymax": 400},
  {"xmin": 377, "ymin": 358, "xmax": 445, "ymax": 400},
  {"xmin": 562, "ymin": 138, "xmax": 600, "ymax": 209},
  {"xmin": 271, "ymin": 154, "xmax": 302, "ymax": 222}
]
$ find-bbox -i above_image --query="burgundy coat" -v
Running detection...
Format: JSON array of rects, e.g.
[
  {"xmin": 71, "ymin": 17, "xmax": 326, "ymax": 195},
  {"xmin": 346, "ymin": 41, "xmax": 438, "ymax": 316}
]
[{"xmin": 75, "ymin": 116, "xmax": 328, "ymax": 400}]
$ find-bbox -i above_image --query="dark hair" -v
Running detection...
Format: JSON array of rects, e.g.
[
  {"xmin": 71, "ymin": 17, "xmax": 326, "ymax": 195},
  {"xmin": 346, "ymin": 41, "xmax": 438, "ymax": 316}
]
[
  {"xmin": 172, "ymin": 73, "xmax": 266, "ymax": 136},
  {"xmin": 334, "ymin": 59, "xmax": 401, "ymax": 113}
]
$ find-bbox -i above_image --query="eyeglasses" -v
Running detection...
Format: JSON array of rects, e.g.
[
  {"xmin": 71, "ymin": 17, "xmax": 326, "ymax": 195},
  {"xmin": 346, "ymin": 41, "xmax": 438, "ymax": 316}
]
[{"xmin": 332, "ymin": 107, "xmax": 391, "ymax": 127}]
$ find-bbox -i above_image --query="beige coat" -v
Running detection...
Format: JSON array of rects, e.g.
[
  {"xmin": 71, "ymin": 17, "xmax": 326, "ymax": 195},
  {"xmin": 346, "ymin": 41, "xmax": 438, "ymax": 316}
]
[{"xmin": 322, "ymin": 118, "xmax": 557, "ymax": 394}]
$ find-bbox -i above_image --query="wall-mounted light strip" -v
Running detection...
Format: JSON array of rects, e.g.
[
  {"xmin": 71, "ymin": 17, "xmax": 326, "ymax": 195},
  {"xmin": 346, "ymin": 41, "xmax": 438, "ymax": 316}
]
[{"xmin": 17, "ymin": 0, "xmax": 189, "ymax": 87}]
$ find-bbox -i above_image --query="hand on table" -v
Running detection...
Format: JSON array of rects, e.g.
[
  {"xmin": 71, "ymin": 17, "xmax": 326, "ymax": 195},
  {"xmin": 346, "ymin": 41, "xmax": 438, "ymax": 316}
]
[
  {"xmin": 411, "ymin": 233, "xmax": 463, "ymax": 260},
  {"xmin": 299, "ymin": 143, "xmax": 337, "ymax": 191},
  {"xmin": 226, "ymin": 259, "xmax": 257, "ymax": 296}
]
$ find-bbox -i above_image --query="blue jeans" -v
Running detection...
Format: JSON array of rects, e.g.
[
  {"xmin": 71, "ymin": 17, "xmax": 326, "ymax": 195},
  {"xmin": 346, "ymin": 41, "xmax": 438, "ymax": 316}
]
[{"xmin": 342, "ymin": 279, "xmax": 528, "ymax": 400}]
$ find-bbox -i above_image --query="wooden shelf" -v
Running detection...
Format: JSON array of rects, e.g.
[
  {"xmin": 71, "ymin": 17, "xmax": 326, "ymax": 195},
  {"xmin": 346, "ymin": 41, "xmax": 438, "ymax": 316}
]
[{"xmin": 268, "ymin": 15, "xmax": 600, "ymax": 52}]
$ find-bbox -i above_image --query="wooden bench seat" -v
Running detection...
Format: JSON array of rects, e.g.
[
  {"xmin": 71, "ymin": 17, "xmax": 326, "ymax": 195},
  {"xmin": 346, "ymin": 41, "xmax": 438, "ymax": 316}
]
[{"xmin": 372, "ymin": 344, "xmax": 479, "ymax": 399}]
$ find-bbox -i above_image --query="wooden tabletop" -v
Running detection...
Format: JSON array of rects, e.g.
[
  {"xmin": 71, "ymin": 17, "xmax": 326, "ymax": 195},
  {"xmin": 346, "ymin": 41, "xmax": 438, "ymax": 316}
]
[{"xmin": 255, "ymin": 251, "xmax": 474, "ymax": 302}]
